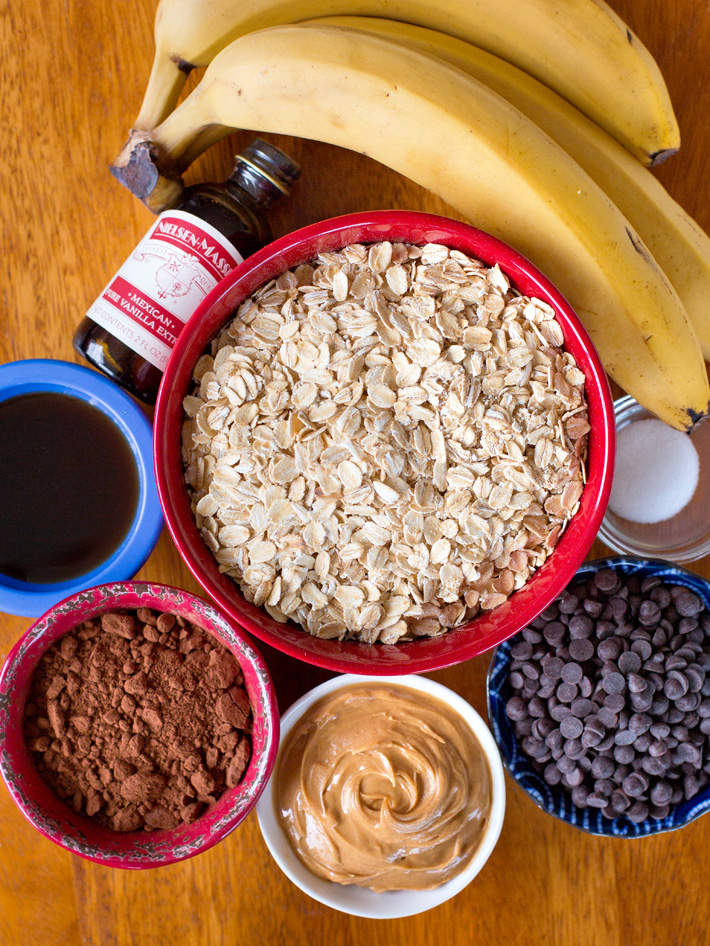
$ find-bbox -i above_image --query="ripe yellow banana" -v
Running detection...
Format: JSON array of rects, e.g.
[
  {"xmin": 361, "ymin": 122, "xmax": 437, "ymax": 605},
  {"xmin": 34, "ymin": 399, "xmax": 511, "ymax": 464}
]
[
  {"xmin": 136, "ymin": 25, "xmax": 708, "ymax": 429},
  {"xmin": 133, "ymin": 0, "xmax": 679, "ymax": 166},
  {"xmin": 309, "ymin": 15, "xmax": 710, "ymax": 361}
]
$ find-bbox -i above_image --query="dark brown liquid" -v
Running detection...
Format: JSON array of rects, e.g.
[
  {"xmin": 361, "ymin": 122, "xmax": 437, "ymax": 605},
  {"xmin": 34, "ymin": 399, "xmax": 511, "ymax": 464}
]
[
  {"xmin": 72, "ymin": 190, "xmax": 267, "ymax": 403},
  {"xmin": 0, "ymin": 393, "xmax": 140, "ymax": 584}
]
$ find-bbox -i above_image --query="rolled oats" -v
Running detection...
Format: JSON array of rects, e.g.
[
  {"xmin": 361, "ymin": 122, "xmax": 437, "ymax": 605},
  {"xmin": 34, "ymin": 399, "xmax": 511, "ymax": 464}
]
[{"xmin": 181, "ymin": 242, "xmax": 589, "ymax": 644}]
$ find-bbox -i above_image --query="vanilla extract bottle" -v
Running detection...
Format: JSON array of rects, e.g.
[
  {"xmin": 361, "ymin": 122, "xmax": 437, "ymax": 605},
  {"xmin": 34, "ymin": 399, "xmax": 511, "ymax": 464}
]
[{"xmin": 73, "ymin": 138, "xmax": 300, "ymax": 403}]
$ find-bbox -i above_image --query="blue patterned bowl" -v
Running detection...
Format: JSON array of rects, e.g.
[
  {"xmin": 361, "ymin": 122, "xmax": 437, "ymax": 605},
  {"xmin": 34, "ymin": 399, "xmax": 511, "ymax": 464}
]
[{"xmin": 486, "ymin": 556, "xmax": 710, "ymax": 837}]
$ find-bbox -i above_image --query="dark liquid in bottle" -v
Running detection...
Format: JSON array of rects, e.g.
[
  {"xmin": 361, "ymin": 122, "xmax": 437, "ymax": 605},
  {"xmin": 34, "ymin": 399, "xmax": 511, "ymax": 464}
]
[
  {"xmin": 0, "ymin": 393, "xmax": 140, "ymax": 584},
  {"xmin": 71, "ymin": 192, "xmax": 266, "ymax": 403},
  {"xmin": 73, "ymin": 138, "xmax": 300, "ymax": 404}
]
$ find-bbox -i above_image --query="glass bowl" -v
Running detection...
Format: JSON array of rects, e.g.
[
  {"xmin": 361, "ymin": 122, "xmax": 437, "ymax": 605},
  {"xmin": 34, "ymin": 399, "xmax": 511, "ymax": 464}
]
[{"xmin": 598, "ymin": 395, "xmax": 710, "ymax": 563}]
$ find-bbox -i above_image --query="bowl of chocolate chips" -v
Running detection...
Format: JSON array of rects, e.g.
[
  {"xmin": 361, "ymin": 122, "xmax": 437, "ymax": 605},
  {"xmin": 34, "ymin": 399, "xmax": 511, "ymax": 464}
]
[
  {"xmin": 487, "ymin": 557, "xmax": 710, "ymax": 837},
  {"xmin": 0, "ymin": 581, "xmax": 279, "ymax": 867}
]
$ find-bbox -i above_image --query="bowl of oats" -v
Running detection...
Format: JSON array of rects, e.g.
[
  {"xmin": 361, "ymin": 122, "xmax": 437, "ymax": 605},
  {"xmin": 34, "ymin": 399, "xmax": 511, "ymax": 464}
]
[{"xmin": 154, "ymin": 210, "xmax": 614, "ymax": 674}]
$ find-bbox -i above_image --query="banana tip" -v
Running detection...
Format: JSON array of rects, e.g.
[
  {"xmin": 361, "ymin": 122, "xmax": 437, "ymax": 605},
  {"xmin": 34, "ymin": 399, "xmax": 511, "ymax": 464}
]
[{"xmin": 648, "ymin": 147, "xmax": 679, "ymax": 167}]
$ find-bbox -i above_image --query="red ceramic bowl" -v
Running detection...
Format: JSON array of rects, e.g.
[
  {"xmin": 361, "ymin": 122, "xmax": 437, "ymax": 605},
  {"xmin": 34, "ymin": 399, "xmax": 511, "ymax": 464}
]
[
  {"xmin": 154, "ymin": 210, "xmax": 615, "ymax": 675},
  {"xmin": 0, "ymin": 581, "xmax": 279, "ymax": 868}
]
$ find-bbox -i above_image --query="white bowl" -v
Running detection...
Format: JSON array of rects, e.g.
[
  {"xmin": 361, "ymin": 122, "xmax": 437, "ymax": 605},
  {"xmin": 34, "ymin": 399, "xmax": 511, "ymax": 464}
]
[{"xmin": 256, "ymin": 673, "xmax": 506, "ymax": 918}]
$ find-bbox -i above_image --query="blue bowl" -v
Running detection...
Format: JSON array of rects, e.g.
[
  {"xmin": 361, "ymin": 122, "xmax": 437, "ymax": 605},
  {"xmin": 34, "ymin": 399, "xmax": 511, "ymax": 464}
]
[
  {"xmin": 487, "ymin": 556, "xmax": 710, "ymax": 837},
  {"xmin": 0, "ymin": 359, "xmax": 163, "ymax": 617}
]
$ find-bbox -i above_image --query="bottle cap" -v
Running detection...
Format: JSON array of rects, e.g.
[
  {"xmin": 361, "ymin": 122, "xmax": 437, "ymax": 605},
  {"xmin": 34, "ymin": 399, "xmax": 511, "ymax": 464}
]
[{"xmin": 234, "ymin": 138, "xmax": 301, "ymax": 197}]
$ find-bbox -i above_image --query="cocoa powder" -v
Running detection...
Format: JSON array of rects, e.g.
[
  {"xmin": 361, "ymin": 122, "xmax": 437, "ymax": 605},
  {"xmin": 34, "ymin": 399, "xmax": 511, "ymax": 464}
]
[{"xmin": 23, "ymin": 607, "xmax": 252, "ymax": 832}]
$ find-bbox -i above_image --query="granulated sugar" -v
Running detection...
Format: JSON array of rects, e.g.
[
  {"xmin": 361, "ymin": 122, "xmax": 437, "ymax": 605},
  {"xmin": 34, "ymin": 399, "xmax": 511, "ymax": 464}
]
[{"xmin": 608, "ymin": 419, "xmax": 699, "ymax": 524}]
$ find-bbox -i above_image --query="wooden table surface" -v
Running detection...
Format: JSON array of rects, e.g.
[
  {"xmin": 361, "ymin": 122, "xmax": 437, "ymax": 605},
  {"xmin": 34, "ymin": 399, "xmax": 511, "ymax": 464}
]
[{"xmin": 2, "ymin": 1, "xmax": 710, "ymax": 943}]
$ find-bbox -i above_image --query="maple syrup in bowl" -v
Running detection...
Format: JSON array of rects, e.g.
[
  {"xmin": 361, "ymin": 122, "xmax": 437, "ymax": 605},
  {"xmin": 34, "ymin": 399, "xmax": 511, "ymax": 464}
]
[{"xmin": 0, "ymin": 359, "xmax": 163, "ymax": 617}]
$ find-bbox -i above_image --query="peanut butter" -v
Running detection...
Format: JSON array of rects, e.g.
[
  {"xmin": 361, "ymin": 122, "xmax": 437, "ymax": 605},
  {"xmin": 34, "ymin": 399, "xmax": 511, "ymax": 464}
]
[{"xmin": 275, "ymin": 683, "xmax": 492, "ymax": 892}]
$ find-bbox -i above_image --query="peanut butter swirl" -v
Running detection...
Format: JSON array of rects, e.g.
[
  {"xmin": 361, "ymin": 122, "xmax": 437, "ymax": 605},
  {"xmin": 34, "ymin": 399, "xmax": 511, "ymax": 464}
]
[{"xmin": 275, "ymin": 684, "xmax": 492, "ymax": 892}]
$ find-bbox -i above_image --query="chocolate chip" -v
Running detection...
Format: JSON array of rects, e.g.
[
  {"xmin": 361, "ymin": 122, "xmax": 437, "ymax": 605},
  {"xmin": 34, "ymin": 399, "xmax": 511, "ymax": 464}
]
[
  {"xmin": 565, "ymin": 767, "xmax": 585, "ymax": 787},
  {"xmin": 522, "ymin": 736, "xmax": 547, "ymax": 759},
  {"xmin": 543, "ymin": 622, "xmax": 567, "ymax": 647},
  {"xmin": 570, "ymin": 698, "xmax": 592, "ymax": 718},
  {"xmin": 627, "ymin": 801, "xmax": 650, "ymax": 823},
  {"xmin": 561, "ymin": 663, "xmax": 583, "ymax": 686},
  {"xmin": 511, "ymin": 641, "xmax": 534, "ymax": 660},
  {"xmin": 638, "ymin": 600, "xmax": 661, "ymax": 625},
  {"xmin": 558, "ymin": 592, "xmax": 580, "ymax": 615},
  {"xmin": 560, "ymin": 716, "xmax": 584, "ymax": 739},
  {"xmin": 522, "ymin": 661, "xmax": 540, "ymax": 680},
  {"xmin": 590, "ymin": 755, "xmax": 615, "ymax": 779},
  {"xmin": 542, "ymin": 656, "xmax": 565, "ymax": 680},
  {"xmin": 628, "ymin": 713, "xmax": 652, "ymax": 735},
  {"xmin": 568, "ymin": 615, "xmax": 594, "ymax": 639},
  {"xmin": 597, "ymin": 707, "xmax": 619, "ymax": 729},
  {"xmin": 641, "ymin": 756, "xmax": 668, "ymax": 777},
  {"xmin": 564, "ymin": 738, "xmax": 585, "ymax": 760},
  {"xmin": 522, "ymin": 697, "xmax": 543, "ymax": 718},
  {"xmin": 627, "ymin": 673, "xmax": 648, "ymax": 694},
  {"xmin": 546, "ymin": 701, "xmax": 570, "ymax": 721},
  {"xmin": 629, "ymin": 691, "xmax": 654, "ymax": 713},
  {"xmin": 505, "ymin": 696, "xmax": 528, "ymax": 720},
  {"xmin": 610, "ymin": 790, "xmax": 630, "ymax": 813},
  {"xmin": 650, "ymin": 781, "xmax": 673, "ymax": 806},
  {"xmin": 622, "ymin": 772, "xmax": 648, "ymax": 797},
  {"xmin": 581, "ymin": 728, "xmax": 604, "ymax": 749},
  {"xmin": 583, "ymin": 599, "xmax": 603, "ymax": 619},
  {"xmin": 604, "ymin": 693, "xmax": 626, "ymax": 713},
  {"xmin": 594, "ymin": 569, "xmax": 620, "ymax": 593},
  {"xmin": 677, "ymin": 742, "xmax": 701, "ymax": 765},
  {"xmin": 571, "ymin": 785, "xmax": 589, "ymax": 808},
  {"xmin": 676, "ymin": 692, "xmax": 700, "ymax": 713},
  {"xmin": 603, "ymin": 672, "xmax": 626, "ymax": 695},
  {"xmin": 665, "ymin": 670, "xmax": 690, "ymax": 700},
  {"xmin": 569, "ymin": 639, "xmax": 594, "ymax": 662},
  {"xmin": 675, "ymin": 592, "xmax": 703, "ymax": 617},
  {"xmin": 686, "ymin": 666, "xmax": 706, "ymax": 693},
  {"xmin": 557, "ymin": 682, "xmax": 579, "ymax": 703},
  {"xmin": 598, "ymin": 638, "xmax": 623, "ymax": 661},
  {"xmin": 614, "ymin": 728, "xmax": 636, "ymax": 746},
  {"xmin": 618, "ymin": 651, "xmax": 642, "ymax": 675},
  {"xmin": 613, "ymin": 744, "xmax": 635, "ymax": 765},
  {"xmin": 556, "ymin": 755, "xmax": 576, "ymax": 775}
]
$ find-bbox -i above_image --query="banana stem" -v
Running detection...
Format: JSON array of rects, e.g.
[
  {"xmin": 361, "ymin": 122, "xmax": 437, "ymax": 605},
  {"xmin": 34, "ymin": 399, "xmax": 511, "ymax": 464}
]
[
  {"xmin": 151, "ymin": 87, "xmax": 234, "ymax": 168},
  {"xmin": 134, "ymin": 55, "xmax": 192, "ymax": 131},
  {"xmin": 176, "ymin": 124, "xmax": 234, "ymax": 170}
]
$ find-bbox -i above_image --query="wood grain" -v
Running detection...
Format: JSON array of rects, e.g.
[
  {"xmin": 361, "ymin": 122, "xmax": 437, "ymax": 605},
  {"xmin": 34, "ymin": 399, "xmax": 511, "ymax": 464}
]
[{"xmin": 1, "ymin": 1, "xmax": 710, "ymax": 944}]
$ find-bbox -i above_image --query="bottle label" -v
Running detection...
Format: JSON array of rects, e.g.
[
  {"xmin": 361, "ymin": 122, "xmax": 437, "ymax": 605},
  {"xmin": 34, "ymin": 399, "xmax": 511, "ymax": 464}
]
[{"xmin": 85, "ymin": 209, "xmax": 244, "ymax": 371}]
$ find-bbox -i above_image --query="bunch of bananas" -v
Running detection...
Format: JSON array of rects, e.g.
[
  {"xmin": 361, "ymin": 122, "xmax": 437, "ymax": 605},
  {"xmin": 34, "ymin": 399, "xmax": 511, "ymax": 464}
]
[{"xmin": 112, "ymin": 0, "xmax": 710, "ymax": 431}]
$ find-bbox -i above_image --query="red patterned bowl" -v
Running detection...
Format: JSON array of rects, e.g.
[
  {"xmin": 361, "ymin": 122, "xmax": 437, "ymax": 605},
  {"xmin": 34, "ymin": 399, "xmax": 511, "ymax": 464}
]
[
  {"xmin": 0, "ymin": 581, "xmax": 279, "ymax": 868},
  {"xmin": 154, "ymin": 210, "xmax": 615, "ymax": 675}
]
